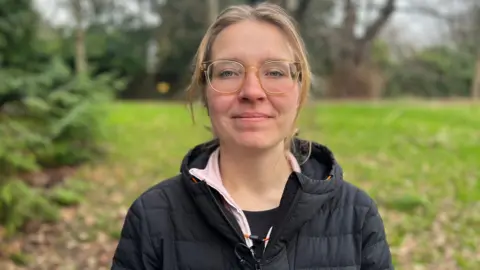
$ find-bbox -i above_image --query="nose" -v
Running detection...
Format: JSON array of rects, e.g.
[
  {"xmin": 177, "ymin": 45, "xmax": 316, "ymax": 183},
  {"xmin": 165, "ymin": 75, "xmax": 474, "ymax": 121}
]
[{"xmin": 238, "ymin": 69, "xmax": 266, "ymax": 102}]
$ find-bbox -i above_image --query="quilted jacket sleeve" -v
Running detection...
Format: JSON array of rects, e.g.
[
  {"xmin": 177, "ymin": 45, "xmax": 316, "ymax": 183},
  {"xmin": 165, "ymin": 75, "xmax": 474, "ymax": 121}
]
[
  {"xmin": 361, "ymin": 198, "xmax": 394, "ymax": 270},
  {"xmin": 111, "ymin": 197, "xmax": 161, "ymax": 270}
]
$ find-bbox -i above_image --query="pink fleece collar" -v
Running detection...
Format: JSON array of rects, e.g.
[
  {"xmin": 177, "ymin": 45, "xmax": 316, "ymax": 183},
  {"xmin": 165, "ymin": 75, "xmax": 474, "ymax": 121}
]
[
  {"xmin": 189, "ymin": 148, "xmax": 301, "ymax": 204},
  {"xmin": 188, "ymin": 148, "xmax": 301, "ymax": 248}
]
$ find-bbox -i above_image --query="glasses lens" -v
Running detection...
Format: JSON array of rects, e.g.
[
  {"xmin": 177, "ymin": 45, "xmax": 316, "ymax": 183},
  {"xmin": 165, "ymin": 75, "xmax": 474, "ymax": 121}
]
[
  {"xmin": 259, "ymin": 61, "xmax": 297, "ymax": 93},
  {"xmin": 206, "ymin": 60, "xmax": 299, "ymax": 93},
  {"xmin": 207, "ymin": 61, "xmax": 244, "ymax": 93}
]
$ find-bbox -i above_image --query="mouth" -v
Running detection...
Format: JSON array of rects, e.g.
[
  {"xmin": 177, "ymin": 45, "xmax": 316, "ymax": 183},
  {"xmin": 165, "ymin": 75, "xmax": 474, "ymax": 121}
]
[{"xmin": 231, "ymin": 112, "xmax": 273, "ymax": 119}]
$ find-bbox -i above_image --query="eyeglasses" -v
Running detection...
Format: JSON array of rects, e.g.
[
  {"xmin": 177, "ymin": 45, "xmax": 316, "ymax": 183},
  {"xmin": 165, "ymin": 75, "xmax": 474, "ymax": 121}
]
[{"xmin": 201, "ymin": 60, "xmax": 301, "ymax": 94}]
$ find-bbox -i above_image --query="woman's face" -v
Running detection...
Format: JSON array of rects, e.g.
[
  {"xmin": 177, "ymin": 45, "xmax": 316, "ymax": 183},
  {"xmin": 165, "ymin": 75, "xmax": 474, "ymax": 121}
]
[{"xmin": 205, "ymin": 20, "xmax": 300, "ymax": 151}]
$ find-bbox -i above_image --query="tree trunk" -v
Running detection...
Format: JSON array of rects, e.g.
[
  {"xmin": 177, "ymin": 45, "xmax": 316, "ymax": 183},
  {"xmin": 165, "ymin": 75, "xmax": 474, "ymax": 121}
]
[
  {"xmin": 327, "ymin": 0, "xmax": 395, "ymax": 99},
  {"xmin": 207, "ymin": 0, "xmax": 219, "ymax": 24},
  {"xmin": 472, "ymin": 55, "xmax": 480, "ymax": 100},
  {"xmin": 249, "ymin": 0, "xmax": 265, "ymax": 4},
  {"xmin": 75, "ymin": 27, "xmax": 87, "ymax": 75},
  {"xmin": 72, "ymin": 0, "xmax": 87, "ymax": 75},
  {"xmin": 246, "ymin": 0, "xmax": 312, "ymax": 26}
]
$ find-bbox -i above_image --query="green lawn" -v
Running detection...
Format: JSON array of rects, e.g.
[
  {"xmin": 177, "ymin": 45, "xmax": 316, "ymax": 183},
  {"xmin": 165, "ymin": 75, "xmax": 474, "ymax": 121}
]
[{"xmin": 82, "ymin": 100, "xmax": 480, "ymax": 269}]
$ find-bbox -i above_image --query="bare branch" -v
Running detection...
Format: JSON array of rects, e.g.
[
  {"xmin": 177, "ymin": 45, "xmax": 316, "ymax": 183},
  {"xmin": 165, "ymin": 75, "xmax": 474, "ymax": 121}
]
[
  {"xmin": 342, "ymin": 0, "xmax": 357, "ymax": 40},
  {"xmin": 361, "ymin": 0, "xmax": 395, "ymax": 43},
  {"xmin": 399, "ymin": 5, "xmax": 453, "ymax": 22},
  {"xmin": 293, "ymin": 0, "xmax": 313, "ymax": 25},
  {"xmin": 366, "ymin": 2, "xmax": 454, "ymax": 23}
]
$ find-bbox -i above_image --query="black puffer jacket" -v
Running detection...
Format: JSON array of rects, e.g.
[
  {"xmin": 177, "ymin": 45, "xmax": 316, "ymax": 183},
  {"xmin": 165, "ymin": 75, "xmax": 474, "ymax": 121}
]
[{"xmin": 111, "ymin": 139, "xmax": 394, "ymax": 269}]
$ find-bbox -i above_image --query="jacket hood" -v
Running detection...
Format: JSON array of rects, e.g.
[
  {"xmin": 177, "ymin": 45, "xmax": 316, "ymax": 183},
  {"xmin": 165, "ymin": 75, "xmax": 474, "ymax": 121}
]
[{"xmin": 179, "ymin": 137, "xmax": 344, "ymax": 193}]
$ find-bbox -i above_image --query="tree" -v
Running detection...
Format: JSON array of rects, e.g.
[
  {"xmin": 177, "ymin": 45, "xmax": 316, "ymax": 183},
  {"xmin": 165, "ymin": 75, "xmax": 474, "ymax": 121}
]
[
  {"xmin": 248, "ymin": 0, "xmax": 266, "ymax": 4},
  {"xmin": 469, "ymin": 4, "xmax": 480, "ymax": 99},
  {"xmin": 472, "ymin": 56, "xmax": 480, "ymax": 99},
  {"xmin": 442, "ymin": 0, "xmax": 480, "ymax": 99},
  {"xmin": 70, "ymin": 0, "xmax": 88, "ymax": 75},
  {"xmin": 325, "ymin": 0, "xmax": 396, "ymax": 99},
  {"xmin": 207, "ymin": 0, "xmax": 220, "ymax": 24},
  {"xmin": 249, "ymin": 0, "xmax": 397, "ymax": 98},
  {"xmin": 0, "ymin": 0, "xmax": 39, "ymax": 70},
  {"xmin": 0, "ymin": 0, "xmax": 41, "ymax": 108},
  {"xmin": 246, "ymin": 0, "xmax": 313, "ymax": 26}
]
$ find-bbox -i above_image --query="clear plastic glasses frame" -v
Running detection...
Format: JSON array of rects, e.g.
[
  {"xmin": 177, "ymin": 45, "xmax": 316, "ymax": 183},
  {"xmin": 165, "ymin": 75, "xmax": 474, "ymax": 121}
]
[{"xmin": 201, "ymin": 59, "xmax": 301, "ymax": 94}]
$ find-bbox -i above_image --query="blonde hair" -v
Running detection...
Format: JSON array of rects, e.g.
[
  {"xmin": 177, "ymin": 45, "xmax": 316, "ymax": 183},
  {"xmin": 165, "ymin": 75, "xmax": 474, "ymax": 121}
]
[{"xmin": 186, "ymin": 2, "xmax": 312, "ymax": 151}]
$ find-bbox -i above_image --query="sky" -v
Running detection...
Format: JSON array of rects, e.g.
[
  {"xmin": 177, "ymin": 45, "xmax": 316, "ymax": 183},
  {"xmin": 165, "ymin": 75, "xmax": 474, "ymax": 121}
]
[{"xmin": 32, "ymin": 0, "xmax": 468, "ymax": 48}]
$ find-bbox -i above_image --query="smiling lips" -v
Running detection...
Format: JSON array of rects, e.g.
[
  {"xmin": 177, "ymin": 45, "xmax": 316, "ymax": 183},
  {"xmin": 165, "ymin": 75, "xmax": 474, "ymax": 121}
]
[{"xmin": 232, "ymin": 112, "xmax": 273, "ymax": 120}]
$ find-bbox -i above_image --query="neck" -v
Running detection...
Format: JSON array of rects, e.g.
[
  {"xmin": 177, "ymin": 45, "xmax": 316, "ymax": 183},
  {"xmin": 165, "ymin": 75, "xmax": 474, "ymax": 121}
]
[{"xmin": 218, "ymin": 142, "xmax": 293, "ymax": 205}]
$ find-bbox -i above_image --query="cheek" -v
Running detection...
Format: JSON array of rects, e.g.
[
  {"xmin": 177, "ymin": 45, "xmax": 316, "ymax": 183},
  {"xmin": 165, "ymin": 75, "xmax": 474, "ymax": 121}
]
[
  {"xmin": 205, "ymin": 90, "xmax": 233, "ymax": 119},
  {"xmin": 272, "ymin": 88, "xmax": 301, "ymax": 115}
]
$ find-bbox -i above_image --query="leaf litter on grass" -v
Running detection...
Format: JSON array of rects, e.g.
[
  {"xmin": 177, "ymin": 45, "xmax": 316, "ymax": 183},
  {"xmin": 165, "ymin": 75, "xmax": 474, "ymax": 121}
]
[{"xmin": 2, "ymin": 101, "xmax": 479, "ymax": 269}]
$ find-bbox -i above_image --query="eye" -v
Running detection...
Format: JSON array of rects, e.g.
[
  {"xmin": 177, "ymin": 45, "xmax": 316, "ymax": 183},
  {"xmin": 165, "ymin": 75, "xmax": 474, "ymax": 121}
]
[
  {"xmin": 265, "ymin": 70, "xmax": 285, "ymax": 77},
  {"xmin": 262, "ymin": 62, "xmax": 290, "ymax": 78},
  {"xmin": 211, "ymin": 65, "xmax": 243, "ymax": 79},
  {"xmin": 218, "ymin": 70, "xmax": 237, "ymax": 78}
]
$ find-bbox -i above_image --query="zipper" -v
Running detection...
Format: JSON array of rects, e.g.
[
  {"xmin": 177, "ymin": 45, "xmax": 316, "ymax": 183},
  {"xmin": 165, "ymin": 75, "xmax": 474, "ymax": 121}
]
[
  {"xmin": 206, "ymin": 184, "xmax": 262, "ymax": 269},
  {"xmin": 262, "ymin": 187, "xmax": 301, "ymax": 260},
  {"xmin": 190, "ymin": 170, "xmax": 253, "ymax": 246},
  {"xmin": 205, "ymin": 182, "xmax": 245, "ymax": 243},
  {"xmin": 195, "ymin": 175, "xmax": 269, "ymax": 269}
]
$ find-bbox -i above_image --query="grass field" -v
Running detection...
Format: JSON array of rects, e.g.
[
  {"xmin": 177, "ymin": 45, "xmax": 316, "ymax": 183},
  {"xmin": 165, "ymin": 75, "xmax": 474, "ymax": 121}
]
[
  {"xmin": 4, "ymin": 100, "xmax": 479, "ymax": 269},
  {"xmin": 100, "ymin": 101, "xmax": 479, "ymax": 269}
]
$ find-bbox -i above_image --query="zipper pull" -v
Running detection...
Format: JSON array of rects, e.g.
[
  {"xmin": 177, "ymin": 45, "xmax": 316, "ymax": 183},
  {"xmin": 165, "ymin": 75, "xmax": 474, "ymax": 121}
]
[
  {"xmin": 254, "ymin": 261, "xmax": 262, "ymax": 270},
  {"xmin": 246, "ymin": 235, "xmax": 265, "ymax": 269}
]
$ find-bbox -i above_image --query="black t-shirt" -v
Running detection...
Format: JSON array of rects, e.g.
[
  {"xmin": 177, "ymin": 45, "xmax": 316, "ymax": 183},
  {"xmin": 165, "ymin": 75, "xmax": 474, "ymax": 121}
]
[{"xmin": 244, "ymin": 207, "xmax": 278, "ymax": 258}]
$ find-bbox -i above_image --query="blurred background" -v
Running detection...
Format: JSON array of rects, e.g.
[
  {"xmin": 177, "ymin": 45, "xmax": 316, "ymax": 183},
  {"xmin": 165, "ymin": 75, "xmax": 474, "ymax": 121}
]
[{"xmin": 0, "ymin": 0, "xmax": 478, "ymax": 269}]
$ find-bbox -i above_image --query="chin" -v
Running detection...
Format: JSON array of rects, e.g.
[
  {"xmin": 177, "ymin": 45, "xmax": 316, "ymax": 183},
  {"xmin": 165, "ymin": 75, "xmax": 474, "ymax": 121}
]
[{"xmin": 231, "ymin": 133, "xmax": 283, "ymax": 151}]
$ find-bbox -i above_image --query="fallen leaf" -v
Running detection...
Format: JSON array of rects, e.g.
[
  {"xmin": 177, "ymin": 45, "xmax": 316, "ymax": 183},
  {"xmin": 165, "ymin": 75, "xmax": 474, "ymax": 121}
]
[
  {"xmin": 111, "ymin": 192, "xmax": 124, "ymax": 204},
  {"xmin": 61, "ymin": 208, "xmax": 78, "ymax": 223},
  {"xmin": 84, "ymin": 215, "xmax": 96, "ymax": 227}
]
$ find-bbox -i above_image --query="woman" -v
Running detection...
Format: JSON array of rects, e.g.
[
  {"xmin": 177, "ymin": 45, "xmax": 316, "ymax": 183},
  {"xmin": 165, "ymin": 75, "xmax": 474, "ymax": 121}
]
[{"xmin": 111, "ymin": 3, "xmax": 393, "ymax": 270}]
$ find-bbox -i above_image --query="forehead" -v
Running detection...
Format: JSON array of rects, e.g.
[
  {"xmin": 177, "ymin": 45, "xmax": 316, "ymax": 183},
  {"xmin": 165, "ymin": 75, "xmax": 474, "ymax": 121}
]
[{"xmin": 210, "ymin": 20, "xmax": 295, "ymax": 65}]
